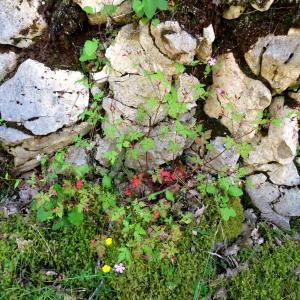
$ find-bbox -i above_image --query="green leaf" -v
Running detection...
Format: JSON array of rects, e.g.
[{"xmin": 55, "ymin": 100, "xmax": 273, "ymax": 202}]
[
  {"xmin": 101, "ymin": 4, "xmax": 117, "ymax": 16},
  {"xmin": 151, "ymin": 18, "xmax": 160, "ymax": 26},
  {"xmin": 206, "ymin": 184, "xmax": 216, "ymax": 195},
  {"xmin": 165, "ymin": 190, "xmax": 175, "ymax": 202},
  {"xmin": 83, "ymin": 6, "xmax": 94, "ymax": 14},
  {"xmin": 132, "ymin": 0, "xmax": 144, "ymax": 18},
  {"xmin": 228, "ymin": 186, "xmax": 243, "ymax": 197},
  {"xmin": 220, "ymin": 207, "xmax": 236, "ymax": 221},
  {"xmin": 68, "ymin": 208, "xmax": 84, "ymax": 226},
  {"xmin": 140, "ymin": 138, "xmax": 155, "ymax": 152},
  {"xmin": 118, "ymin": 247, "xmax": 132, "ymax": 263},
  {"xmin": 175, "ymin": 63, "xmax": 185, "ymax": 74},
  {"xmin": 156, "ymin": 0, "xmax": 168, "ymax": 10},
  {"xmin": 102, "ymin": 175, "xmax": 112, "ymax": 189},
  {"xmin": 143, "ymin": 0, "xmax": 157, "ymax": 19},
  {"xmin": 270, "ymin": 118, "xmax": 282, "ymax": 127},
  {"xmin": 111, "ymin": 207, "xmax": 125, "ymax": 221},
  {"xmin": 79, "ymin": 39, "xmax": 99, "ymax": 62},
  {"xmin": 37, "ymin": 202, "xmax": 53, "ymax": 222}
]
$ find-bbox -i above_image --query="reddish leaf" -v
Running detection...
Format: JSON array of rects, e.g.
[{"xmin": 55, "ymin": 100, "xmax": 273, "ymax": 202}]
[{"xmin": 76, "ymin": 179, "xmax": 84, "ymax": 189}]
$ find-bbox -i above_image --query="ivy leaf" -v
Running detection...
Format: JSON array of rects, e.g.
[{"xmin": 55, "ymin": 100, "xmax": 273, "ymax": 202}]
[
  {"xmin": 37, "ymin": 202, "xmax": 53, "ymax": 222},
  {"xmin": 102, "ymin": 175, "xmax": 112, "ymax": 189},
  {"xmin": 118, "ymin": 247, "xmax": 132, "ymax": 263},
  {"xmin": 165, "ymin": 190, "xmax": 175, "ymax": 202},
  {"xmin": 228, "ymin": 186, "xmax": 243, "ymax": 197},
  {"xmin": 151, "ymin": 18, "xmax": 160, "ymax": 26},
  {"xmin": 220, "ymin": 207, "xmax": 236, "ymax": 221},
  {"xmin": 101, "ymin": 4, "xmax": 117, "ymax": 16},
  {"xmin": 79, "ymin": 39, "xmax": 99, "ymax": 62},
  {"xmin": 143, "ymin": 0, "xmax": 157, "ymax": 19},
  {"xmin": 68, "ymin": 208, "xmax": 84, "ymax": 226},
  {"xmin": 206, "ymin": 184, "xmax": 216, "ymax": 195},
  {"xmin": 132, "ymin": 0, "xmax": 144, "ymax": 18},
  {"xmin": 83, "ymin": 6, "xmax": 94, "ymax": 14},
  {"xmin": 140, "ymin": 138, "xmax": 155, "ymax": 152}
]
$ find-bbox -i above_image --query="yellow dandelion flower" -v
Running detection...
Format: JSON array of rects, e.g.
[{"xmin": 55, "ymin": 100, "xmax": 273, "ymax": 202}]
[
  {"xmin": 105, "ymin": 237, "xmax": 113, "ymax": 246},
  {"xmin": 102, "ymin": 264, "xmax": 111, "ymax": 273}
]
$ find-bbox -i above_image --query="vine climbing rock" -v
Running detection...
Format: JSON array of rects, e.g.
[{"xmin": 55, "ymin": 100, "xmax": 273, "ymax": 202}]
[
  {"xmin": 0, "ymin": 59, "xmax": 91, "ymax": 173},
  {"xmin": 245, "ymin": 34, "xmax": 300, "ymax": 94},
  {"xmin": 204, "ymin": 52, "xmax": 272, "ymax": 141},
  {"xmin": 245, "ymin": 97, "xmax": 299, "ymax": 166},
  {"xmin": 150, "ymin": 21, "xmax": 197, "ymax": 65},
  {"xmin": 94, "ymin": 21, "xmax": 201, "ymax": 170},
  {"xmin": 0, "ymin": 0, "xmax": 47, "ymax": 48},
  {"xmin": 72, "ymin": 0, "xmax": 132, "ymax": 25}
]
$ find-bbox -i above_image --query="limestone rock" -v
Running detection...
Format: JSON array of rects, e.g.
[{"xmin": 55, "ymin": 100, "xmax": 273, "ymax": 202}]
[
  {"xmin": 254, "ymin": 162, "xmax": 300, "ymax": 186},
  {"xmin": 92, "ymin": 65, "xmax": 121, "ymax": 88},
  {"xmin": 73, "ymin": 0, "xmax": 132, "ymax": 25},
  {"xmin": 196, "ymin": 24, "xmax": 215, "ymax": 62},
  {"xmin": 204, "ymin": 52, "xmax": 272, "ymax": 141},
  {"xmin": 0, "ymin": 59, "xmax": 89, "ymax": 136},
  {"xmin": 288, "ymin": 28, "xmax": 300, "ymax": 36},
  {"xmin": 274, "ymin": 188, "xmax": 300, "ymax": 217},
  {"xmin": 105, "ymin": 23, "xmax": 176, "ymax": 76},
  {"xmin": 64, "ymin": 145, "xmax": 89, "ymax": 167},
  {"xmin": 289, "ymin": 90, "xmax": 300, "ymax": 105},
  {"xmin": 246, "ymin": 174, "xmax": 290, "ymax": 230},
  {"xmin": 150, "ymin": 21, "xmax": 197, "ymax": 64},
  {"xmin": 124, "ymin": 119, "xmax": 195, "ymax": 170},
  {"xmin": 223, "ymin": 5, "xmax": 245, "ymax": 20},
  {"xmin": 245, "ymin": 35, "xmax": 300, "ymax": 94},
  {"xmin": 251, "ymin": 0, "xmax": 275, "ymax": 11},
  {"xmin": 203, "ymin": 136, "xmax": 240, "ymax": 174},
  {"xmin": 0, "ymin": 123, "xmax": 92, "ymax": 173},
  {"xmin": 0, "ymin": 52, "xmax": 18, "ymax": 81},
  {"xmin": 95, "ymin": 136, "xmax": 124, "ymax": 167},
  {"xmin": 246, "ymin": 97, "xmax": 298, "ymax": 166},
  {"xmin": 0, "ymin": 0, "xmax": 47, "ymax": 48}
]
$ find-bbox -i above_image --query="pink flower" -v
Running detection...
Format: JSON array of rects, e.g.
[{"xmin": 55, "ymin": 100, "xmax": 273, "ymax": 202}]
[
  {"xmin": 113, "ymin": 263, "xmax": 125, "ymax": 274},
  {"xmin": 36, "ymin": 154, "xmax": 41, "ymax": 161},
  {"xmin": 216, "ymin": 87, "xmax": 225, "ymax": 96},
  {"xmin": 208, "ymin": 57, "xmax": 217, "ymax": 66}
]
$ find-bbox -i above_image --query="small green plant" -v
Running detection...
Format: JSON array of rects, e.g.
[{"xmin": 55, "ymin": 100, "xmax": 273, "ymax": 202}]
[
  {"xmin": 81, "ymin": 90, "xmax": 104, "ymax": 126},
  {"xmin": 83, "ymin": 4, "xmax": 117, "ymax": 17},
  {"xmin": 31, "ymin": 151, "xmax": 92, "ymax": 229},
  {"xmin": 132, "ymin": 0, "xmax": 168, "ymax": 22}
]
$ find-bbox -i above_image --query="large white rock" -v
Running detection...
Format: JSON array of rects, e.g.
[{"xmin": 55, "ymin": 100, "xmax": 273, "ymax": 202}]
[
  {"xmin": 0, "ymin": 0, "xmax": 47, "ymax": 48},
  {"xmin": 203, "ymin": 136, "xmax": 240, "ymax": 174},
  {"xmin": 245, "ymin": 35, "xmax": 300, "ymax": 94},
  {"xmin": 196, "ymin": 24, "xmax": 215, "ymax": 62},
  {"xmin": 0, "ymin": 52, "xmax": 18, "ymax": 81},
  {"xmin": 246, "ymin": 174, "xmax": 290, "ymax": 230},
  {"xmin": 274, "ymin": 188, "xmax": 300, "ymax": 217},
  {"xmin": 0, "ymin": 123, "xmax": 92, "ymax": 173},
  {"xmin": 150, "ymin": 21, "xmax": 197, "ymax": 65},
  {"xmin": 106, "ymin": 23, "xmax": 176, "ymax": 76},
  {"xmin": 124, "ymin": 119, "xmax": 195, "ymax": 170},
  {"xmin": 0, "ymin": 59, "xmax": 89, "ymax": 136},
  {"xmin": 204, "ymin": 52, "xmax": 272, "ymax": 141},
  {"xmin": 246, "ymin": 97, "xmax": 298, "ymax": 166},
  {"xmin": 253, "ymin": 162, "xmax": 300, "ymax": 186}
]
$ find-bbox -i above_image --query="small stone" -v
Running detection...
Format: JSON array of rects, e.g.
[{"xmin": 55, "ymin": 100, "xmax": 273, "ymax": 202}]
[
  {"xmin": 251, "ymin": 0, "xmax": 275, "ymax": 12},
  {"xmin": 223, "ymin": 5, "xmax": 245, "ymax": 20},
  {"xmin": 150, "ymin": 21, "xmax": 197, "ymax": 64}
]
